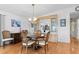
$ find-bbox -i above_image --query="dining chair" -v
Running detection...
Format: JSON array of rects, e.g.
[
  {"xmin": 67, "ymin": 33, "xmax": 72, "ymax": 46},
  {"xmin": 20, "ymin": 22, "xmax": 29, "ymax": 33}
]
[
  {"xmin": 37, "ymin": 31, "xmax": 50, "ymax": 54},
  {"xmin": 2, "ymin": 31, "xmax": 14, "ymax": 48},
  {"xmin": 21, "ymin": 30, "xmax": 35, "ymax": 53},
  {"xmin": 34, "ymin": 30, "xmax": 41, "ymax": 39}
]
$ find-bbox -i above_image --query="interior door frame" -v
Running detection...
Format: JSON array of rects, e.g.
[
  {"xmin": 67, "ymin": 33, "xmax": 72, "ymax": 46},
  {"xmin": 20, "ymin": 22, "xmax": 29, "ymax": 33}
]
[{"xmin": 70, "ymin": 12, "xmax": 79, "ymax": 39}]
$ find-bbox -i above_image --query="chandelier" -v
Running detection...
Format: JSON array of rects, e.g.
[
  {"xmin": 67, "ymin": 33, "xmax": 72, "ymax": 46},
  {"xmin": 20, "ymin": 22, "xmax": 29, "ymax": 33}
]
[{"xmin": 29, "ymin": 4, "xmax": 37, "ymax": 22}]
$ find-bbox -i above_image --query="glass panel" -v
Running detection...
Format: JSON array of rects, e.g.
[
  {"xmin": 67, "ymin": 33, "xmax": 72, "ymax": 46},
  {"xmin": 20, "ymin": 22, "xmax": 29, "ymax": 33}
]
[{"xmin": 51, "ymin": 19, "xmax": 57, "ymax": 32}]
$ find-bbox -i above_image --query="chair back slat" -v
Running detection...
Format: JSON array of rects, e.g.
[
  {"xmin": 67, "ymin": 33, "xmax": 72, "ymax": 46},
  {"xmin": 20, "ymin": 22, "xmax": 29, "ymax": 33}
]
[
  {"xmin": 34, "ymin": 30, "xmax": 41, "ymax": 38},
  {"xmin": 2, "ymin": 31, "xmax": 10, "ymax": 39},
  {"xmin": 45, "ymin": 32, "xmax": 50, "ymax": 41},
  {"xmin": 21, "ymin": 30, "xmax": 28, "ymax": 42}
]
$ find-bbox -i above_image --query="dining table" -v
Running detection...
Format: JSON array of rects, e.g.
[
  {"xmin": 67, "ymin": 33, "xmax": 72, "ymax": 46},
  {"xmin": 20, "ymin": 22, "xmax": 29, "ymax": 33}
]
[{"xmin": 27, "ymin": 33, "xmax": 45, "ymax": 50}]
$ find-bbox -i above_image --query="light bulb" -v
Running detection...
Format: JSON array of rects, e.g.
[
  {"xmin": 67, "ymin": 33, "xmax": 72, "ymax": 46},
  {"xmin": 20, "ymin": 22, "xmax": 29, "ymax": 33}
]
[
  {"xmin": 29, "ymin": 18, "xmax": 32, "ymax": 21},
  {"xmin": 33, "ymin": 17, "xmax": 37, "ymax": 21}
]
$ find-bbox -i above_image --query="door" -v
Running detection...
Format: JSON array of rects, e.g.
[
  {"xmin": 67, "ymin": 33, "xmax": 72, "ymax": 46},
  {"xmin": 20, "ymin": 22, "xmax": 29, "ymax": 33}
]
[{"xmin": 70, "ymin": 20, "xmax": 77, "ymax": 38}]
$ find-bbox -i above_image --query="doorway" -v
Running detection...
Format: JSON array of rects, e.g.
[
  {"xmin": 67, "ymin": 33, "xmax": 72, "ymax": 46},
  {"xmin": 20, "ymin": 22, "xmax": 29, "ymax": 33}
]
[
  {"xmin": 70, "ymin": 12, "xmax": 79, "ymax": 51},
  {"xmin": 70, "ymin": 18, "xmax": 77, "ymax": 39},
  {"xmin": 70, "ymin": 12, "xmax": 79, "ymax": 39}
]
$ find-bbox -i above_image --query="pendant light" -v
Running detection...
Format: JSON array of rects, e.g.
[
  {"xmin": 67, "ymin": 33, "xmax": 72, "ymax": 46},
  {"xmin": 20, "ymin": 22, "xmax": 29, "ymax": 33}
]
[{"xmin": 29, "ymin": 4, "xmax": 37, "ymax": 22}]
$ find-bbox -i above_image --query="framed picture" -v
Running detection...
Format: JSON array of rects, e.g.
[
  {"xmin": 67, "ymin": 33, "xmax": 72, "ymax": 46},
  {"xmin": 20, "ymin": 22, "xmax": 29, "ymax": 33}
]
[
  {"xmin": 60, "ymin": 19, "xmax": 66, "ymax": 27},
  {"xmin": 11, "ymin": 19, "xmax": 21, "ymax": 27}
]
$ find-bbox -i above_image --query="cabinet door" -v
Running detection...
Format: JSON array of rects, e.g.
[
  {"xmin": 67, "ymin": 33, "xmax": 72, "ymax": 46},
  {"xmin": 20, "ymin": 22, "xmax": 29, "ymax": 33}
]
[
  {"xmin": 11, "ymin": 33, "xmax": 21, "ymax": 44},
  {"xmin": 15, "ymin": 33, "xmax": 21, "ymax": 43}
]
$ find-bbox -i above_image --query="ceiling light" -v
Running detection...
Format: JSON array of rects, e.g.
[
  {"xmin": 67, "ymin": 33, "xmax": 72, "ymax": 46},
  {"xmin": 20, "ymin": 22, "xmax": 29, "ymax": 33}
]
[
  {"xmin": 29, "ymin": 18, "xmax": 32, "ymax": 21},
  {"xmin": 28, "ymin": 4, "xmax": 37, "ymax": 22}
]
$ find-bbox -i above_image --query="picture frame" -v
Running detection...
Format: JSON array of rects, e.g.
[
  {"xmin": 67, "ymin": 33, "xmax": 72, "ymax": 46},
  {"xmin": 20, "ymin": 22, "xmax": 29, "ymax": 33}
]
[
  {"xmin": 60, "ymin": 19, "xmax": 66, "ymax": 27},
  {"xmin": 11, "ymin": 19, "xmax": 21, "ymax": 27}
]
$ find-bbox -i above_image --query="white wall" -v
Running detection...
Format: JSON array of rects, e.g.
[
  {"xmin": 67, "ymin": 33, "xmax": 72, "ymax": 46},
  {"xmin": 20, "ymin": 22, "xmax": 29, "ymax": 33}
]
[
  {"xmin": 40, "ymin": 7, "xmax": 76, "ymax": 43},
  {"xmin": 0, "ymin": 15, "xmax": 2, "ymax": 45},
  {"xmin": 0, "ymin": 10, "xmax": 30, "ymax": 33},
  {"xmin": 77, "ymin": 19, "xmax": 79, "ymax": 40}
]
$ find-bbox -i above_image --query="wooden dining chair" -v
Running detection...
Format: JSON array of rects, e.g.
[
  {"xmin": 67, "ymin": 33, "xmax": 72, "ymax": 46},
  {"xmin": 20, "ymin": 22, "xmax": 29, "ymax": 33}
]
[
  {"xmin": 37, "ymin": 31, "xmax": 50, "ymax": 54},
  {"xmin": 2, "ymin": 31, "xmax": 14, "ymax": 47},
  {"xmin": 21, "ymin": 30, "xmax": 35, "ymax": 53},
  {"xmin": 34, "ymin": 30, "xmax": 41, "ymax": 39}
]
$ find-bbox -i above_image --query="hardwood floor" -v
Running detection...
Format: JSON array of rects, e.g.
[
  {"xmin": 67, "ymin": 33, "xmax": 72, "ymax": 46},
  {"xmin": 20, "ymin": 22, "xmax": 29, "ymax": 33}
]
[{"xmin": 0, "ymin": 38, "xmax": 79, "ymax": 54}]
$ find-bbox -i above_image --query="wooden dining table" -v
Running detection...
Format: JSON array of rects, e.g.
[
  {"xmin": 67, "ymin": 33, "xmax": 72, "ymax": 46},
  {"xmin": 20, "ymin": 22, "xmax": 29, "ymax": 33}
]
[{"xmin": 27, "ymin": 34, "xmax": 45, "ymax": 50}]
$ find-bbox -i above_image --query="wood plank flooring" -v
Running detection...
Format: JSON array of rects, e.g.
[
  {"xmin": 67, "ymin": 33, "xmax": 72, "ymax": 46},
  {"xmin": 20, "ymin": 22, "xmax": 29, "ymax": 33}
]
[{"xmin": 0, "ymin": 38, "xmax": 79, "ymax": 54}]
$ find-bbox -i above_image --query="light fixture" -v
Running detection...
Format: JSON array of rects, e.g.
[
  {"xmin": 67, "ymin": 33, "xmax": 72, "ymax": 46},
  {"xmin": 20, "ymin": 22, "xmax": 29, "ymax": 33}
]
[
  {"xmin": 75, "ymin": 6, "xmax": 79, "ymax": 11},
  {"xmin": 29, "ymin": 4, "xmax": 37, "ymax": 22}
]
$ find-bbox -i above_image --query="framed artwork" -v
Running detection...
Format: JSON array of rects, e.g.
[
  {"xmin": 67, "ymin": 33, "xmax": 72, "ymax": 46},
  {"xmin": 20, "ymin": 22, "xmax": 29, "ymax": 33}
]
[
  {"xmin": 11, "ymin": 19, "xmax": 21, "ymax": 27},
  {"xmin": 60, "ymin": 19, "xmax": 66, "ymax": 27}
]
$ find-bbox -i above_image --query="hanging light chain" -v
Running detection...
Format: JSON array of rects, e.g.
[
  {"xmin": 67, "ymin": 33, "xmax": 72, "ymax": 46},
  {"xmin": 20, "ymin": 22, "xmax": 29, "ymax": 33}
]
[{"xmin": 32, "ymin": 4, "xmax": 35, "ymax": 19}]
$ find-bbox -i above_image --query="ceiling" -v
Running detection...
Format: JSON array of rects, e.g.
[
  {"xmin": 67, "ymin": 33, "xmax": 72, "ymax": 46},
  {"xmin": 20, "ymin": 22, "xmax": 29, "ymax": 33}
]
[{"xmin": 0, "ymin": 4, "xmax": 78, "ymax": 18}]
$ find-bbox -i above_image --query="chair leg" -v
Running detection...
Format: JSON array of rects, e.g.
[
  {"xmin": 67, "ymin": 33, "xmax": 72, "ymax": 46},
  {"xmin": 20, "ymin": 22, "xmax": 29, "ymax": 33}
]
[
  {"xmin": 33, "ymin": 43, "xmax": 35, "ymax": 50},
  {"xmin": 13, "ymin": 40, "xmax": 15, "ymax": 44},
  {"xmin": 21, "ymin": 46, "xmax": 23, "ymax": 54},
  {"xmin": 47, "ymin": 44, "xmax": 48, "ymax": 50},
  {"xmin": 3, "ymin": 41, "xmax": 5, "ymax": 48},
  {"xmin": 26, "ymin": 46, "xmax": 28, "ymax": 54},
  {"xmin": 44, "ymin": 45, "xmax": 46, "ymax": 54}
]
